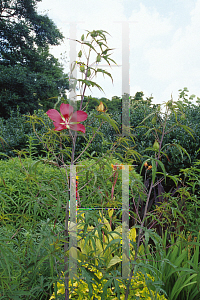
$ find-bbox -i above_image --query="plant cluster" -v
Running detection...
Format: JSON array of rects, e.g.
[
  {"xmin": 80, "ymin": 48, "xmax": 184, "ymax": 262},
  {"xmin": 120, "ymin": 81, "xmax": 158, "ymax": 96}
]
[{"xmin": 0, "ymin": 28, "xmax": 200, "ymax": 300}]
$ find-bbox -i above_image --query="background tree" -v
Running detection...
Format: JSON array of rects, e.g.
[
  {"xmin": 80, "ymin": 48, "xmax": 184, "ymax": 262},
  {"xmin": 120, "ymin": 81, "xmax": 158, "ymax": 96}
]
[{"xmin": 0, "ymin": 0, "xmax": 69, "ymax": 118}]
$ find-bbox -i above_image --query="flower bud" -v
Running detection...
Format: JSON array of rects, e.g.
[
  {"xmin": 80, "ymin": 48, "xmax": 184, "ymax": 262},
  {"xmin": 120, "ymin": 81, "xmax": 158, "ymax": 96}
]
[
  {"xmin": 80, "ymin": 65, "xmax": 85, "ymax": 72},
  {"xmin": 96, "ymin": 54, "xmax": 101, "ymax": 63},
  {"xmin": 78, "ymin": 50, "xmax": 82, "ymax": 58},
  {"xmin": 86, "ymin": 69, "xmax": 91, "ymax": 77},
  {"xmin": 151, "ymin": 116, "xmax": 157, "ymax": 124},
  {"xmin": 153, "ymin": 140, "xmax": 159, "ymax": 151}
]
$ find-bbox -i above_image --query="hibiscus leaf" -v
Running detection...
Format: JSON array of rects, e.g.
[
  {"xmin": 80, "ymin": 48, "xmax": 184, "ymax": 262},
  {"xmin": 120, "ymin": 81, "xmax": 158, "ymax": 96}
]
[
  {"xmin": 77, "ymin": 79, "xmax": 105, "ymax": 93},
  {"xmin": 94, "ymin": 68, "xmax": 114, "ymax": 84},
  {"xmin": 82, "ymin": 41, "xmax": 97, "ymax": 54},
  {"xmin": 95, "ymin": 113, "xmax": 120, "ymax": 134}
]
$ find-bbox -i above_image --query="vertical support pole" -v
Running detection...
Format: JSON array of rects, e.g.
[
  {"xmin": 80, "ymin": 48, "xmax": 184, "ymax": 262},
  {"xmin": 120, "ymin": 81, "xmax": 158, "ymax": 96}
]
[
  {"xmin": 122, "ymin": 22, "xmax": 130, "ymax": 136},
  {"xmin": 122, "ymin": 165, "xmax": 130, "ymax": 278},
  {"xmin": 113, "ymin": 20, "xmax": 136, "ymax": 137},
  {"xmin": 69, "ymin": 165, "xmax": 77, "ymax": 281},
  {"xmin": 69, "ymin": 22, "xmax": 78, "ymax": 131}
]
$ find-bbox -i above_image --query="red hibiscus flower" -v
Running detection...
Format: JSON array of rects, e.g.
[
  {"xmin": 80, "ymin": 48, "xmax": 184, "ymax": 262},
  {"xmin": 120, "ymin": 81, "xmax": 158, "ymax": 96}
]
[{"xmin": 46, "ymin": 103, "xmax": 88, "ymax": 133}]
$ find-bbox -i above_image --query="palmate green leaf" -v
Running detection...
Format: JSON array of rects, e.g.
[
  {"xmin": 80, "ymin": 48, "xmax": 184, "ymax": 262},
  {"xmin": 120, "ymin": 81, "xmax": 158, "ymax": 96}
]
[
  {"xmin": 143, "ymin": 127, "xmax": 160, "ymax": 138},
  {"xmin": 107, "ymin": 57, "xmax": 118, "ymax": 65},
  {"xmin": 156, "ymin": 159, "xmax": 167, "ymax": 184},
  {"xmin": 138, "ymin": 111, "xmax": 159, "ymax": 125},
  {"xmin": 177, "ymin": 123, "xmax": 195, "ymax": 139},
  {"xmin": 96, "ymin": 41, "xmax": 108, "ymax": 50},
  {"xmin": 146, "ymin": 144, "xmax": 159, "ymax": 155},
  {"xmin": 104, "ymin": 238, "xmax": 122, "ymax": 253},
  {"xmin": 102, "ymin": 54, "xmax": 117, "ymax": 66},
  {"xmin": 35, "ymin": 237, "xmax": 48, "ymax": 264},
  {"xmin": 175, "ymin": 101, "xmax": 184, "ymax": 112},
  {"xmin": 135, "ymin": 125, "xmax": 163, "ymax": 136},
  {"xmin": 85, "ymin": 29, "xmax": 112, "ymax": 41},
  {"xmin": 171, "ymin": 143, "xmax": 192, "ymax": 163},
  {"xmin": 77, "ymin": 79, "xmax": 105, "ymax": 93},
  {"xmin": 94, "ymin": 68, "xmax": 114, "ymax": 84},
  {"xmin": 82, "ymin": 41, "xmax": 98, "ymax": 54},
  {"xmin": 82, "ymin": 230, "xmax": 95, "ymax": 252},
  {"xmin": 95, "ymin": 113, "xmax": 120, "ymax": 134}
]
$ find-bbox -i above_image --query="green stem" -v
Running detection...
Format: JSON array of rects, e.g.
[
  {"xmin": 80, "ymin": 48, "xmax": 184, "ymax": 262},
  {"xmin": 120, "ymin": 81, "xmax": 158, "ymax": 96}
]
[
  {"xmin": 124, "ymin": 181, "xmax": 154, "ymax": 299},
  {"xmin": 64, "ymin": 43, "xmax": 92, "ymax": 300}
]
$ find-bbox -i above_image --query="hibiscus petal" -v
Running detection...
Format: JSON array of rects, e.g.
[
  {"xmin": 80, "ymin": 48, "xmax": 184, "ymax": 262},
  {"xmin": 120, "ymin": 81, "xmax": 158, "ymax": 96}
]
[
  {"xmin": 47, "ymin": 109, "xmax": 63, "ymax": 123},
  {"xmin": 60, "ymin": 104, "xmax": 74, "ymax": 119},
  {"xmin": 69, "ymin": 123, "xmax": 86, "ymax": 133},
  {"xmin": 70, "ymin": 111, "xmax": 88, "ymax": 123},
  {"xmin": 53, "ymin": 122, "xmax": 66, "ymax": 131}
]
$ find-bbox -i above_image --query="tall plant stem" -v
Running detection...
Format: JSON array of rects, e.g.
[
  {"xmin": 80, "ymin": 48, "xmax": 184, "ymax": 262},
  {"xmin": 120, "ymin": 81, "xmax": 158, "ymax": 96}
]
[
  {"xmin": 125, "ymin": 106, "xmax": 170, "ymax": 299},
  {"xmin": 124, "ymin": 181, "xmax": 154, "ymax": 299},
  {"xmin": 64, "ymin": 47, "xmax": 92, "ymax": 300}
]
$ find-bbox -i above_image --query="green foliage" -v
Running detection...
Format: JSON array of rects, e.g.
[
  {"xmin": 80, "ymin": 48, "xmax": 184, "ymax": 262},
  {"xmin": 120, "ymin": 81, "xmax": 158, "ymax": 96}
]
[
  {"xmin": 49, "ymin": 211, "xmax": 167, "ymax": 300},
  {"xmin": 179, "ymin": 159, "xmax": 200, "ymax": 233},
  {"xmin": 0, "ymin": 156, "xmax": 68, "ymax": 225},
  {"xmin": 0, "ymin": 0, "xmax": 63, "ymax": 64},
  {"xmin": 0, "ymin": 88, "xmax": 200, "ymax": 299},
  {"xmin": 0, "ymin": 62, "xmax": 69, "ymax": 118},
  {"xmin": 152, "ymin": 88, "xmax": 200, "ymax": 176},
  {"xmin": 0, "ymin": 0, "xmax": 69, "ymax": 118},
  {"xmin": 0, "ymin": 220, "xmax": 63, "ymax": 299},
  {"xmin": 76, "ymin": 156, "xmax": 144, "ymax": 209},
  {"xmin": 0, "ymin": 108, "xmax": 51, "ymax": 158},
  {"xmin": 50, "ymin": 269, "xmax": 167, "ymax": 300},
  {"xmin": 139, "ymin": 230, "xmax": 200, "ymax": 300}
]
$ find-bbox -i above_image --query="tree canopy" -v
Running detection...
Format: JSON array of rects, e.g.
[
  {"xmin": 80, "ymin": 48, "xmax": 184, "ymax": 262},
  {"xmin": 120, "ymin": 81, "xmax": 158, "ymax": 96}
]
[{"xmin": 0, "ymin": 0, "xmax": 69, "ymax": 118}]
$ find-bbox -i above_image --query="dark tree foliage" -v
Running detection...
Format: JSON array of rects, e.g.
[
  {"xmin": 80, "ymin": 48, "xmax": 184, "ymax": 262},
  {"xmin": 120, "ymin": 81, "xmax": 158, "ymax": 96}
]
[{"xmin": 0, "ymin": 0, "xmax": 69, "ymax": 118}]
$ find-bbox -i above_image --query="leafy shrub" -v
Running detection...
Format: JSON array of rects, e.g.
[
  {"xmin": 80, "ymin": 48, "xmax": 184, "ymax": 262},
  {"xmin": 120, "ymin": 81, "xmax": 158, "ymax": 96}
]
[
  {"xmin": 0, "ymin": 219, "xmax": 62, "ymax": 299},
  {"xmin": 76, "ymin": 156, "xmax": 144, "ymax": 209},
  {"xmin": 49, "ymin": 211, "xmax": 167, "ymax": 300},
  {"xmin": 0, "ymin": 108, "xmax": 52, "ymax": 159},
  {"xmin": 139, "ymin": 230, "xmax": 200, "ymax": 300},
  {"xmin": 0, "ymin": 157, "xmax": 68, "ymax": 225},
  {"xmin": 178, "ymin": 159, "xmax": 200, "ymax": 233},
  {"xmin": 50, "ymin": 270, "xmax": 167, "ymax": 300}
]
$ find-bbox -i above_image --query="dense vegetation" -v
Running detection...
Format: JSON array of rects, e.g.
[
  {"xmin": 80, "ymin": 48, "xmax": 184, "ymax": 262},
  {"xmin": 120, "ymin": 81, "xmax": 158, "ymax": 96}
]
[
  {"xmin": 0, "ymin": 2, "xmax": 200, "ymax": 298},
  {"xmin": 0, "ymin": 88, "xmax": 200, "ymax": 299},
  {"xmin": 0, "ymin": 0, "xmax": 69, "ymax": 118}
]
